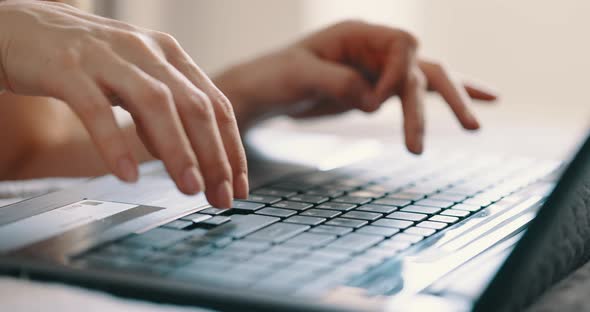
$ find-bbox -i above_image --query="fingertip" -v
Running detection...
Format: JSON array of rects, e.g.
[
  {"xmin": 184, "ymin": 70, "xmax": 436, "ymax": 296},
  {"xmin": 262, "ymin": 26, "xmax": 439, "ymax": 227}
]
[
  {"xmin": 181, "ymin": 167, "xmax": 204, "ymax": 195},
  {"xmin": 117, "ymin": 155, "xmax": 139, "ymax": 183},
  {"xmin": 234, "ymin": 173, "xmax": 250, "ymax": 199}
]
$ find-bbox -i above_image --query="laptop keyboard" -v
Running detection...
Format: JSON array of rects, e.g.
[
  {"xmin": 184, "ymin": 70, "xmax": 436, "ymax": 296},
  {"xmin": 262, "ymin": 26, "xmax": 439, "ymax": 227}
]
[{"xmin": 72, "ymin": 153, "xmax": 559, "ymax": 297}]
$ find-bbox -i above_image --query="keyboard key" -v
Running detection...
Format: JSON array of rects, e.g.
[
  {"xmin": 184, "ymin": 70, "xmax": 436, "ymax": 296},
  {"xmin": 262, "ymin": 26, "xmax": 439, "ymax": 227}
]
[
  {"xmin": 356, "ymin": 225, "xmax": 400, "ymax": 237},
  {"xmin": 305, "ymin": 189, "xmax": 344, "ymax": 198},
  {"xmin": 441, "ymin": 209, "xmax": 470, "ymax": 217},
  {"xmin": 284, "ymin": 215, "xmax": 326, "ymax": 226},
  {"xmin": 122, "ymin": 228, "xmax": 193, "ymax": 249},
  {"xmin": 162, "ymin": 220, "xmax": 192, "ymax": 230},
  {"xmin": 325, "ymin": 218, "xmax": 368, "ymax": 228},
  {"xmin": 252, "ymin": 188, "xmax": 297, "ymax": 198},
  {"xmin": 401, "ymin": 205, "xmax": 441, "ymax": 215},
  {"xmin": 372, "ymin": 219, "xmax": 413, "ymax": 229},
  {"xmin": 200, "ymin": 216, "xmax": 231, "ymax": 226},
  {"xmin": 232, "ymin": 200, "xmax": 265, "ymax": 211},
  {"xmin": 428, "ymin": 193, "xmax": 467, "ymax": 202},
  {"xmin": 371, "ymin": 198, "xmax": 412, "ymax": 207},
  {"xmin": 224, "ymin": 240, "xmax": 272, "ymax": 253},
  {"xmin": 327, "ymin": 233, "xmax": 384, "ymax": 253},
  {"xmin": 340, "ymin": 211, "xmax": 382, "ymax": 221},
  {"xmin": 378, "ymin": 239, "xmax": 413, "ymax": 250},
  {"xmin": 200, "ymin": 207, "xmax": 226, "ymax": 215},
  {"xmin": 417, "ymin": 221, "xmax": 447, "ymax": 230},
  {"xmin": 429, "ymin": 215, "xmax": 459, "ymax": 224},
  {"xmin": 208, "ymin": 214, "xmax": 279, "ymax": 238},
  {"xmin": 245, "ymin": 195, "xmax": 282, "ymax": 204},
  {"xmin": 272, "ymin": 201, "xmax": 313, "ymax": 211},
  {"xmin": 309, "ymin": 225, "xmax": 353, "ymax": 236},
  {"xmin": 180, "ymin": 213, "xmax": 212, "ymax": 223},
  {"xmin": 347, "ymin": 190, "xmax": 385, "ymax": 198},
  {"xmin": 256, "ymin": 207, "xmax": 297, "ymax": 218},
  {"xmin": 332, "ymin": 196, "xmax": 372, "ymax": 205},
  {"xmin": 414, "ymin": 199, "xmax": 454, "ymax": 208},
  {"xmin": 462, "ymin": 197, "xmax": 493, "ymax": 207},
  {"xmin": 316, "ymin": 202, "xmax": 356, "ymax": 211},
  {"xmin": 299, "ymin": 209, "xmax": 341, "ymax": 218},
  {"xmin": 263, "ymin": 246, "xmax": 310, "ymax": 260},
  {"xmin": 451, "ymin": 203, "xmax": 481, "ymax": 212},
  {"xmin": 356, "ymin": 204, "xmax": 397, "ymax": 214},
  {"xmin": 387, "ymin": 192, "xmax": 425, "ymax": 201},
  {"xmin": 390, "ymin": 233, "xmax": 424, "ymax": 243},
  {"xmin": 405, "ymin": 227, "xmax": 436, "ymax": 237},
  {"xmin": 301, "ymin": 250, "xmax": 350, "ymax": 265},
  {"xmin": 288, "ymin": 195, "xmax": 329, "ymax": 204},
  {"xmin": 284, "ymin": 233, "xmax": 337, "ymax": 248},
  {"xmin": 387, "ymin": 211, "xmax": 428, "ymax": 222},
  {"xmin": 248, "ymin": 223, "xmax": 309, "ymax": 243}
]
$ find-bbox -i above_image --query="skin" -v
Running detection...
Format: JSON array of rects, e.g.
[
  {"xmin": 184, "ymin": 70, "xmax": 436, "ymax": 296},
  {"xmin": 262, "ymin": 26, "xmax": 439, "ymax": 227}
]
[{"xmin": 0, "ymin": 3, "xmax": 497, "ymax": 208}]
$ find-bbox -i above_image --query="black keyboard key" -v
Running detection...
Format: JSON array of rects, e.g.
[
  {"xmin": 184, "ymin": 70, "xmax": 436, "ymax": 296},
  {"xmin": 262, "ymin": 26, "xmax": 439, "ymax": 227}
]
[
  {"xmin": 371, "ymin": 198, "xmax": 411, "ymax": 207},
  {"xmin": 224, "ymin": 240, "xmax": 272, "ymax": 253},
  {"xmin": 315, "ymin": 202, "xmax": 356, "ymax": 211},
  {"xmin": 256, "ymin": 207, "xmax": 297, "ymax": 218},
  {"xmin": 356, "ymin": 204, "xmax": 397, "ymax": 214},
  {"xmin": 245, "ymin": 195, "xmax": 282, "ymax": 205},
  {"xmin": 441, "ymin": 209, "xmax": 470, "ymax": 217},
  {"xmin": 180, "ymin": 213, "xmax": 212, "ymax": 223},
  {"xmin": 327, "ymin": 233, "xmax": 384, "ymax": 253},
  {"xmin": 401, "ymin": 205, "xmax": 441, "ymax": 215},
  {"xmin": 200, "ymin": 207, "xmax": 227, "ymax": 215},
  {"xmin": 208, "ymin": 214, "xmax": 279, "ymax": 238},
  {"xmin": 309, "ymin": 225, "xmax": 353, "ymax": 236},
  {"xmin": 284, "ymin": 233, "xmax": 337, "ymax": 248},
  {"xmin": 414, "ymin": 199, "xmax": 454, "ymax": 208},
  {"xmin": 372, "ymin": 219, "xmax": 413, "ymax": 229},
  {"xmin": 429, "ymin": 215, "xmax": 459, "ymax": 224},
  {"xmin": 417, "ymin": 221, "xmax": 447, "ymax": 230},
  {"xmin": 428, "ymin": 193, "xmax": 466, "ymax": 202},
  {"xmin": 284, "ymin": 215, "xmax": 326, "ymax": 226},
  {"xmin": 200, "ymin": 216, "xmax": 231, "ymax": 226},
  {"xmin": 299, "ymin": 209, "xmax": 341, "ymax": 218},
  {"xmin": 340, "ymin": 211, "xmax": 382, "ymax": 221},
  {"xmin": 122, "ymin": 228, "xmax": 192, "ymax": 249},
  {"xmin": 288, "ymin": 195, "xmax": 329, "ymax": 204},
  {"xmin": 232, "ymin": 200, "xmax": 265, "ymax": 211},
  {"xmin": 356, "ymin": 225, "xmax": 400, "ymax": 237},
  {"xmin": 272, "ymin": 201, "xmax": 313, "ymax": 211},
  {"xmin": 332, "ymin": 196, "xmax": 371, "ymax": 205},
  {"xmin": 247, "ymin": 223, "xmax": 309, "ymax": 243},
  {"xmin": 305, "ymin": 189, "xmax": 344, "ymax": 198},
  {"xmin": 325, "ymin": 218, "xmax": 368, "ymax": 228},
  {"xmin": 252, "ymin": 188, "xmax": 297, "ymax": 198},
  {"xmin": 451, "ymin": 203, "xmax": 481, "ymax": 212},
  {"xmin": 405, "ymin": 227, "xmax": 436, "ymax": 237},
  {"xmin": 162, "ymin": 220, "xmax": 192, "ymax": 230},
  {"xmin": 387, "ymin": 211, "xmax": 428, "ymax": 222},
  {"xmin": 387, "ymin": 192, "xmax": 425, "ymax": 201}
]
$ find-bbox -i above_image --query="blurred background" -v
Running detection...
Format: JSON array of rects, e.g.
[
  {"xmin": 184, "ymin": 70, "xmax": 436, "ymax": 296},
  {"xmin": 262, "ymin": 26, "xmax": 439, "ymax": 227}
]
[{"xmin": 92, "ymin": 0, "xmax": 590, "ymax": 159}]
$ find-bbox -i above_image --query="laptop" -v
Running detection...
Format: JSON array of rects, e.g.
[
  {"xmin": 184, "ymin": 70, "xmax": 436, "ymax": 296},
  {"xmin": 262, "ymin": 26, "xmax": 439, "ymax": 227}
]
[{"xmin": 0, "ymin": 130, "xmax": 589, "ymax": 312}]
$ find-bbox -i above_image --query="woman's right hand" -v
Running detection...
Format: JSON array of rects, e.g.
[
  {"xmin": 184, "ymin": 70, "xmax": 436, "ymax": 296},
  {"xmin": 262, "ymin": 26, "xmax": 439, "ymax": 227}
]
[{"xmin": 0, "ymin": 1, "xmax": 248, "ymax": 208}]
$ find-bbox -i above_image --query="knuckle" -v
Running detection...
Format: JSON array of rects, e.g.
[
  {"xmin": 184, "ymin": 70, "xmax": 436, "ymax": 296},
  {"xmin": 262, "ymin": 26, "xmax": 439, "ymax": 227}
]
[
  {"xmin": 207, "ymin": 163, "xmax": 233, "ymax": 184},
  {"xmin": 55, "ymin": 47, "xmax": 83, "ymax": 71},
  {"xmin": 121, "ymin": 31, "xmax": 152, "ymax": 52},
  {"xmin": 399, "ymin": 30, "xmax": 419, "ymax": 50},
  {"xmin": 153, "ymin": 31, "xmax": 181, "ymax": 50},
  {"xmin": 181, "ymin": 91, "xmax": 214, "ymax": 120},
  {"xmin": 212, "ymin": 93, "xmax": 237, "ymax": 125},
  {"xmin": 141, "ymin": 82, "xmax": 172, "ymax": 111}
]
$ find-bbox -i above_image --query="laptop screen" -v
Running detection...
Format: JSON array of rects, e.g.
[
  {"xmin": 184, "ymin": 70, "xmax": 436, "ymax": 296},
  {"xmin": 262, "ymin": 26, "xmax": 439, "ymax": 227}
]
[{"xmin": 475, "ymin": 132, "xmax": 590, "ymax": 311}]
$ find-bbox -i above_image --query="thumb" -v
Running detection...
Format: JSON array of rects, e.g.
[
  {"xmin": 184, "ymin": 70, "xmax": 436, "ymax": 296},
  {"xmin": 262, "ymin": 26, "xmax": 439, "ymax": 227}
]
[{"xmin": 302, "ymin": 57, "xmax": 376, "ymax": 112}]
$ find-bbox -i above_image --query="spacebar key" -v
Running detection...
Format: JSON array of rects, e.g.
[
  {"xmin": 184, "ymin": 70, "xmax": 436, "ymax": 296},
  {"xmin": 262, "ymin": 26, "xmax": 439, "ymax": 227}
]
[{"xmin": 208, "ymin": 214, "xmax": 279, "ymax": 238}]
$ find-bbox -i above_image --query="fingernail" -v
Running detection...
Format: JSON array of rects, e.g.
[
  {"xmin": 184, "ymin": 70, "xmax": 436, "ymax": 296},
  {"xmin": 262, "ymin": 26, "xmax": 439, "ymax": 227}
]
[
  {"xmin": 216, "ymin": 180, "xmax": 233, "ymax": 209},
  {"xmin": 236, "ymin": 173, "xmax": 249, "ymax": 199},
  {"xmin": 117, "ymin": 156, "xmax": 138, "ymax": 182},
  {"xmin": 467, "ymin": 112, "xmax": 481, "ymax": 130},
  {"xmin": 183, "ymin": 167, "xmax": 203, "ymax": 194}
]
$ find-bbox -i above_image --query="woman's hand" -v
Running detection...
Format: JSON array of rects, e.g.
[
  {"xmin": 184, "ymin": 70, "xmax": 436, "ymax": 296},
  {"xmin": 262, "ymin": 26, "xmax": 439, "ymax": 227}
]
[
  {"xmin": 0, "ymin": 1, "xmax": 248, "ymax": 208},
  {"xmin": 216, "ymin": 21, "xmax": 497, "ymax": 154}
]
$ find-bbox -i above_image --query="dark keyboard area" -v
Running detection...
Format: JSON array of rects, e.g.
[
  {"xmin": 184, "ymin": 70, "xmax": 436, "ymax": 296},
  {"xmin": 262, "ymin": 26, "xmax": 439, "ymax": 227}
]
[{"xmin": 72, "ymin": 153, "xmax": 558, "ymax": 297}]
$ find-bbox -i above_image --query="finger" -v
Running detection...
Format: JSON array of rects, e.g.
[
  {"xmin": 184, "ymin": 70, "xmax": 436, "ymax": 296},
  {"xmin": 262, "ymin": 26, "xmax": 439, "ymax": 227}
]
[
  {"xmin": 374, "ymin": 32, "xmax": 418, "ymax": 107},
  {"xmin": 464, "ymin": 82, "xmax": 499, "ymax": 101},
  {"xmin": 160, "ymin": 36, "xmax": 248, "ymax": 200},
  {"xmin": 419, "ymin": 61, "xmax": 480, "ymax": 130},
  {"xmin": 60, "ymin": 75, "xmax": 138, "ymax": 182},
  {"xmin": 299, "ymin": 56, "xmax": 375, "ymax": 112},
  {"xmin": 89, "ymin": 51, "xmax": 204, "ymax": 196},
  {"xmin": 400, "ymin": 66, "xmax": 427, "ymax": 154}
]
